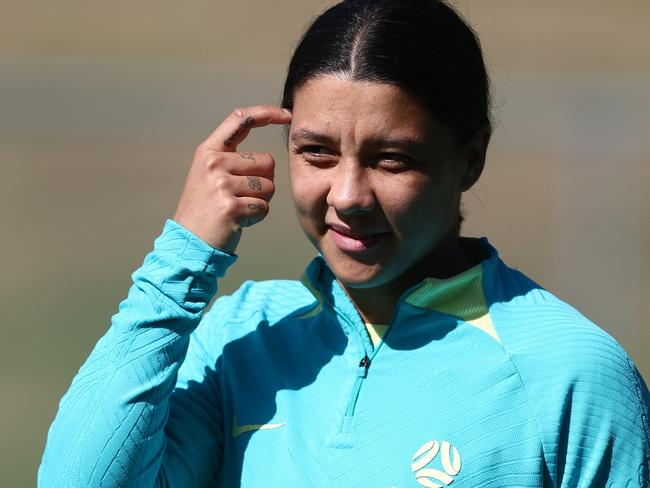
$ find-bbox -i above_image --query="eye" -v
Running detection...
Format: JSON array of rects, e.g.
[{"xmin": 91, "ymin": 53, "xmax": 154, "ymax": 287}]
[
  {"xmin": 301, "ymin": 145, "xmax": 332, "ymax": 156},
  {"xmin": 376, "ymin": 152, "xmax": 415, "ymax": 170},
  {"xmin": 295, "ymin": 145, "xmax": 337, "ymax": 166}
]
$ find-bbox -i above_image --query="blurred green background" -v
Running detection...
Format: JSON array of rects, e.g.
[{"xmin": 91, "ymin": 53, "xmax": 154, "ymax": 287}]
[{"xmin": 1, "ymin": 1, "xmax": 649, "ymax": 485}]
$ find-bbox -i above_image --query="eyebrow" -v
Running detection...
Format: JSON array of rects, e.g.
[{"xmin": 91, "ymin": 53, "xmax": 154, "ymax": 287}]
[
  {"xmin": 290, "ymin": 129, "xmax": 336, "ymax": 145},
  {"xmin": 290, "ymin": 128, "xmax": 426, "ymax": 149}
]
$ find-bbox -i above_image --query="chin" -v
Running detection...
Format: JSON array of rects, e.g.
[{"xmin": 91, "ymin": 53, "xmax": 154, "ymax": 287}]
[
  {"xmin": 323, "ymin": 253, "xmax": 395, "ymax": 289},
  {"xmin": 333, "ymin": 268, "xmax": 381, "ymax": 288},
  {"xmin": 304, "ymin": 225, "xmax": 406, "ymax": 289}
]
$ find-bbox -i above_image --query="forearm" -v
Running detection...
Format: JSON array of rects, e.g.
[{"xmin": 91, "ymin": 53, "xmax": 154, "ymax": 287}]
[{"xmin": 39, "ymin": 220, "xmax": 236, "ymax": 487}]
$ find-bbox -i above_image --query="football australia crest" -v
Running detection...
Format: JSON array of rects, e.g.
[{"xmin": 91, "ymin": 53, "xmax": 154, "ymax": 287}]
[{"xmin": 411, "ymin": 440, "xmax": 461, "ymax": 487}]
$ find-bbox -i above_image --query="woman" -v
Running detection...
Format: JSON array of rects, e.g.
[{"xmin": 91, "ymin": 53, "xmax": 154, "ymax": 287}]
[{"xmin": 40, "ymin": 1, "xmax": 649, "ymax": 486}]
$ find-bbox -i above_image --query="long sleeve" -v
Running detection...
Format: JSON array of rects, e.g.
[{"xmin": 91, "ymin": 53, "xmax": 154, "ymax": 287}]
[
  {"xmin": 556, "ymin": 359, "xmax": 650, "ymax": 487},
  {"xmin": 38, "ymin": 220, "xmax": 237, "ymax": 487}
]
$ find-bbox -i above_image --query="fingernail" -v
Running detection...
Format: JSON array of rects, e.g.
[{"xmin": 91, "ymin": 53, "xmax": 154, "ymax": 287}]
[{"xmin": 282, "ymin": 108, "xmax": 292, "ymax": 115}]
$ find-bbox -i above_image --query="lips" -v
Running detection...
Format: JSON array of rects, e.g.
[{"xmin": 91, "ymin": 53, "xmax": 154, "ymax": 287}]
[{"xmin": 327, "ymin": 223, "xmax": 390, "ymax": 252}]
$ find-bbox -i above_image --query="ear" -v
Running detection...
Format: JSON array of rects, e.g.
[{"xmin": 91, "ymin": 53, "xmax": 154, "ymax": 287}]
[{"xmin": 459, "ymin": 124, "xmax": 491, "ymax": 192}]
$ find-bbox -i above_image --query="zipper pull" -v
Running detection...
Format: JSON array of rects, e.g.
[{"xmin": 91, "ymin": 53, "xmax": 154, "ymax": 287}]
[{"xmin": 357, "ymin": 355, "xmax": 371, "ymax": 378}]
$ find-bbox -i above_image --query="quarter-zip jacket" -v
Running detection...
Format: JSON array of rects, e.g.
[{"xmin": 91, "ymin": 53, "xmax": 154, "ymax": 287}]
[{"xmin": 39, "ymin": 220, "xmax": 650, "ymax": 487}]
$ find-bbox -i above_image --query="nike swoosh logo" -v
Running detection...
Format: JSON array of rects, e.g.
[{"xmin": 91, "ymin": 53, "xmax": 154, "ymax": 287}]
[{"xmin": 232, "ymin": 415, "xmax": 286, "ymax": 438}]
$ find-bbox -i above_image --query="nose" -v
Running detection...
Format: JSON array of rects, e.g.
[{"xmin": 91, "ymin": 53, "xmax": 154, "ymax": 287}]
[{"xmin": 326, "ymin": 160, "xmax": 375, "ymax": 215}]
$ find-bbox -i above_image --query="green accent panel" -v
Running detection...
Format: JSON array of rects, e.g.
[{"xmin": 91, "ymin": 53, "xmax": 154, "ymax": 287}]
[
  {"xmin": 297, "ymin": 272, "xmax": 325, "ymax": 319},
  {"xmin": 406, "ymin": 263, "xmax": 489, "ymax": 322},
  {"xmin": 300, "ymin": 271, "xmax": 325, "ymax": 305}
]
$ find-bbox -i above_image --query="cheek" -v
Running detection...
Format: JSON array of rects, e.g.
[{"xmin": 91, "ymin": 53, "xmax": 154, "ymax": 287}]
[
  {"xmin": 379, "ymin": 178, "xmax": 456, "ymax": 232},
  {"xmin": 289, "ymin": 162, "xmax": 328, "ymax": 221},
  {"xmin": 382, "ymin": 175, "xmax": 434, "ymax": 212}
]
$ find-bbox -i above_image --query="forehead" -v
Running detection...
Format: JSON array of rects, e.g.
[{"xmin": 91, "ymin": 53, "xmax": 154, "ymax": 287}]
[{"xmin": 290, "ymin": 75, "xmax": 437, "ymax": 143}]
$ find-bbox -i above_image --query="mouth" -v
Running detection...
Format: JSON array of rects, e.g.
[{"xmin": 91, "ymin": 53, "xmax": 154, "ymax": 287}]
[{"xmin": 326, "ymin": 223, "xmax": 390, "ymax": 253}]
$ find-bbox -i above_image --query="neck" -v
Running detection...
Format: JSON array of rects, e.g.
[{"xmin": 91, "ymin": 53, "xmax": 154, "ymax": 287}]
[{"xmin": 340, "ymin": 235, "xmax": 479, "ymax": 325}]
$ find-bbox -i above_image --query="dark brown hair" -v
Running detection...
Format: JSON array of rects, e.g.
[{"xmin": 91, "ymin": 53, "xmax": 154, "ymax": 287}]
[{"xmin": 282, "ymin": 0, "xmax": 491, "ymax": 146}]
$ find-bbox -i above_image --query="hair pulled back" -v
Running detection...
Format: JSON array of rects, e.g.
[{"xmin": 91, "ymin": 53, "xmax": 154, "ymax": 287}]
[{"xmin": 282, "ymin": 0, "xmax": 491, "ymax": 145}]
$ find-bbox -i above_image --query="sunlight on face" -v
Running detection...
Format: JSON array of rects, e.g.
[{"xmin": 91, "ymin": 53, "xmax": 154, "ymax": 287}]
[{"xmin": 288, "ymin": 74, "xmax": 471, "ymax": 289}]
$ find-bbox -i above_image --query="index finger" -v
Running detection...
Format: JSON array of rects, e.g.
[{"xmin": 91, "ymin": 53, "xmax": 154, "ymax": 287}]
[{"xmin": 203, "ymin": 105, "xmax": 292, "ymax": 152}]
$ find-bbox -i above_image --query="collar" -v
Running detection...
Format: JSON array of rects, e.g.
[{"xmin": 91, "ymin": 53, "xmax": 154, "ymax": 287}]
[{"xmin": 299, "ymin": 238, "xmax": 501, "ymax": 343}]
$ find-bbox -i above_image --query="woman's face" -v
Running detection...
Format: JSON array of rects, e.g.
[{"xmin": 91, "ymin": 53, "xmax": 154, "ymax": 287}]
[{"xmin": 288, "ymin": 75, "xmax": 480, "ymax": 290}]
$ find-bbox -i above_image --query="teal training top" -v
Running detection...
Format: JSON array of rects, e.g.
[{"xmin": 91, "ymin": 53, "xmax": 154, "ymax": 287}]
[{"xmin": 39, "ymin": 220, "xmax": 650, "ymax": 487}]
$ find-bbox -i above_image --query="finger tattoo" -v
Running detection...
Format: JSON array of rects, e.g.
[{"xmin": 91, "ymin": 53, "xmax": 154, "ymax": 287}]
[
  {"xmin": 224, "ymin": 116, "xmax": 256, "ymax": 147},
  {"xmin": 247, "ymin": 176, "xmax": 262, "ymax": 190},
  {"xmin": 239, "ymin": 152, "xmax": 256, "ymax": 161}
]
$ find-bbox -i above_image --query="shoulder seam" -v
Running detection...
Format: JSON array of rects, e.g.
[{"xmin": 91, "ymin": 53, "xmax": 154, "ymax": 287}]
[{"xmin": 501, "ymin": 350, "xmax": 555, "ymax": 483}]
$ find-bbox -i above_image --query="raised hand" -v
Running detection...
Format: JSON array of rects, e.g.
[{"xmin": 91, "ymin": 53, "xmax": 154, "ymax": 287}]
[{"xmin": 173, "ymin": 105, "xmax": 292, "ymax": 253}]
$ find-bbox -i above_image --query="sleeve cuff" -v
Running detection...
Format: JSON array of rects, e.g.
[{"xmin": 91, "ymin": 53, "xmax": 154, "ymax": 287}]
[{"xmin": 134, "ymin": 219, "xmax": 238, "ymax": 311}]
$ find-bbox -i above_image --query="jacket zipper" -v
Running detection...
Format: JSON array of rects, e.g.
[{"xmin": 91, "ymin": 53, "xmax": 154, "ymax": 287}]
[
  {"xmin": 341, "ymin": 282, "xmax": 423, "ymax": 420},
  {"xmin": 345, "ymin": 355, "xmax": 371, "ymax": 417}
]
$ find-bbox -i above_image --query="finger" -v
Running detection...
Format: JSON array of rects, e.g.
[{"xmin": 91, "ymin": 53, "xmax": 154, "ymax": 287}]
[
  {"xmin": 203, "ymin": 105, "xmax": 292, "ymax": 152},
  {"xmin": 194, "ymin": 150, "xmax": 275, "ymax": 179},
  {"xmin": 231, "ymin": 151, "xmax": 275, "ymax": 179},
  {"xmin": 231, "ymin": 174, "xmax": 275, "ymax": 201},
  {"xmin": 236, "ymin": 197, "xmax": 270, "ymax": 228}
]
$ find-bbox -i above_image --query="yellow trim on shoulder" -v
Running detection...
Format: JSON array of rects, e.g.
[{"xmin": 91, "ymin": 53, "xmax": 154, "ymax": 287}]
[
  {"xmin": 466, "ymin": 313, "xmax": 501, "ymax": 343},
  {"xmin": 406, "ymin": 263, "xmax": 502, "ymax": 343}
]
